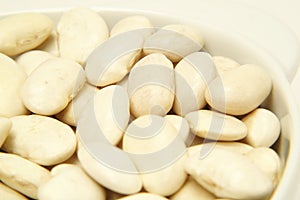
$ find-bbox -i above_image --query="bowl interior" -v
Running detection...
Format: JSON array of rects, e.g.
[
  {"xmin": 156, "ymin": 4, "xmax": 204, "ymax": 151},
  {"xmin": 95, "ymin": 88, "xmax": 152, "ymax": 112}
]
[{"xmin": 1, "ymin": 8, "xmax": 300, "ymax": 199}]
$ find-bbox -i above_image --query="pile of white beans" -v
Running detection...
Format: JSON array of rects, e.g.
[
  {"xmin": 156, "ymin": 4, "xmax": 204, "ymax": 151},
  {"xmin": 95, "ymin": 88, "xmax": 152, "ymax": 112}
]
[{"xmin": 0, "ymin": 7, "xmax": 282, "ymax": 200}]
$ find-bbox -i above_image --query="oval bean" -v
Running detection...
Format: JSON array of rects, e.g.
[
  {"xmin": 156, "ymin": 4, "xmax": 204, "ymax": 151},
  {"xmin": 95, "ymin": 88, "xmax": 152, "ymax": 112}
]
[
  {"xmin": 2, "ymin": 115, "xmax": 77, "ymax": 166},
  {"xmin": 21, "ymin": 57, "xmax": 86, "ymax": 115},
  {"xmin": 0, "ymin": 13, "xmax": 53, "ymax": 56}
]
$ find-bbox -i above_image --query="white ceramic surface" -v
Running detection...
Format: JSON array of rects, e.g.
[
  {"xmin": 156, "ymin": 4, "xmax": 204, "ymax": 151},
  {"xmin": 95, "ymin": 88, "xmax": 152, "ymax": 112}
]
[{"xmin": 1, "ymin": 1, "xmax": 300, "ymax": 199}]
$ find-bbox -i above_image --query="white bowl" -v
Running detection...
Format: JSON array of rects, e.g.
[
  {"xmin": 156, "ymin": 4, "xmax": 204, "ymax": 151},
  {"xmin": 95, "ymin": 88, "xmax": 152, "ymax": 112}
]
[{"xmin": 1, "ymin": 1, "xmax": 300, "ymax": 199}]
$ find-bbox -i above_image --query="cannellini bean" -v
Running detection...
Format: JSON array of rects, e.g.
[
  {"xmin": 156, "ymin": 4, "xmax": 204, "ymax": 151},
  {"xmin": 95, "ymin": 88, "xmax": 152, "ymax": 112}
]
[
  {"xmin": 185, "ymin": 110, "xmax": 247, "ymax": 141},
  {"xmin": 85, "ymin": 29, "xmax": 143, "ymax": 87},
  {"xmin": 38, "ymin": 164, "xmax": 106, "ymax": 200},
  {"xmin": 76, "ymin": 85, "xmax": 129, "ymax": 145},
  {"xmin": 117, "ymin": 75, "xmax": 129, "ymax": 90},
  {"xmin": 242, "ymin": 108, "xmax": 280, "ymax": 147},
  {"xmin": 0, "ymin": 117, "xmax": 11, "ymax": 147},
  {"xmin": 143, "ymin": 24, "xmax": 204, "ymax": 62},
  {"xmin": 117, "ymin": 192, "xmax": 168, "ymax": 200},
  {"xmin": 0, "ymin": 53, "xmax": 28, "ymax": 117},
  {"xmin": 0, "ymin": 182, "xmax": 28, "ymax": 200},
  {"xmin": 170, "ymin": 176, "xmax": 215, "ymax": 200},
  {"xmin": 77, "ymin": 145, "xmax": 142, "ymax": 195},
  {"xmin": 15, "ymin": 50, "xmax": 55, "ymax": 75},
  {"xmin": 184, "ymin": 147, "xmax": 273, "ymax": 199},
  {"xmin": 128, "ymin": 53, "xmax": 174, "ymax": 117},
  {"xmin": 0, "ymin": 153, "xmax": 51, "ymax": 199},
  {"xmin": 164, "ymin": 115, "xmax": 191, "ymax": 145},
  {"xmin": 0, "ymin": 13, "xmax": 53, "ymax": 56},
  {"xmin": 110, "ymin": 15, "xmax": 154, "ymax": 37},
  {"xmin": 174, "ymin": 52, "xmax": 217, "ymax": 116},
  {"xmin": 21, "ymin": 57, "xmax": 86, "ymax": 115},
  {"xmin": 212, "ymin": 56, "xmax": 240, "ymax": 75},
  {"xmin": 205, "ymin": 64, "xmax": 272, "ymax": 115},
  {"xmin": 2, "ymin": 115, "xmax": 77, "ymax": 166},
  {"xmin": 141, "ymin": 155, "xmax": 187, "ymax": 196},
  {"xmin": 246, "ymin": 147, "xmax": 282, "ymax": 186},
  {"xmin": 56, "ymin": 83, "xmax": 99, "ymax": 126},
  {"xmin": 37, "ymin": 31, "xmax": 59, "ymax": 56},
  {"xmin": 57, "ymin": 7, "xmax": 109, "ymax": 65}
]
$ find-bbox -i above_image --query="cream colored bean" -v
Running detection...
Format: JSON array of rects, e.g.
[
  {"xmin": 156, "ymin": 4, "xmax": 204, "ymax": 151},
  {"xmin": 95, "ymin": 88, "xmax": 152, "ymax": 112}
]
[
  {"xmin": 141, "ymin": 155, "xmax": 187, "ymax": 196},
  {"xmin": 15, "ymin": 50, "xmax": 55, "ymax": 75},
  {"xmin": 185, "ymin": 147, "xmax": 273, "ymax": 199},
  {"xmin": 123, "ymin": 115, "xmax": 179, "ymax": 154},
  {"xmin": 170, "ymin": 176, "xmax": 215, "ymax": 200},
  {"xmin": 246, "ymin": 147, "xmax": 282, "ymax": 186},
  {"xmin": 0, "ymin": 117, "xmax": 11, "ymax": 148},
  {"xmin": 57, "ymin": 7, "xmax": 109, "ymax": 65},
  {"xmin": 242, "ymin": 108, "xmax": 280, "ymax": 147},
  {"xmin": 0, "ymin": 53, "xmax": 28, "ymax": 117},
  {"xmin": 205, "ymin": 64, "xmax": 272, "ymax": 115},
  {"xmin": 212, "ymin": 56, "xmax": 240, "ymax": 75},
  {"xmin": 110, "ymin": 15, "xmax": 154, "ymax": 37},
  {"xmin": 2, "ymin": 115, "xmax": 77, "ymax": 166},
  {"xmin": 37, "ymin": 31, "xmax": 59, "ymax": 56},
  {"xmin": 117, "ymin": 193, "xmax": 168, "ymax": 200},
  {"xmin": 85, "ymin": 30, "xmax": 143, "ymax": 87},
  {"xmin": 0, "ymin": 153, "xmax": 51, "ymax": 199},
  {"xmin": 185, "ymin": 110, "xmax": 247, "ymax": 141},
  {"xmin": 0, "ymin": 13, "xmax": 53, "ymax": 56},
  {"xmin": 56, "ymin": 83, "xmax": 99, "ymax": 126},
  {"xmin": 38, "ymin": 164, "xmax": 106, "ymax": 200},
  {"xmin": 117, "ymin": 75, "xmax": 129, "ymax": 90},
  {"xmin": 144, "ymin": 24, "xmax": 204, "ymax": 62},
  {"xmin": 0, "ymin": 182, "xmax": 28, "ymax": 200},
  {"xmin": 174, "ymin": 52, "xmax": 217, "ymax": 116},
  {"xmin": 21, "ymin": 57, "xmax": 86, "ymax": 115},
  {"xmin": 128, "ymin": 53, "xmax": 174, "ymax": 117},
  {"xmin": 77, "ymin": 145, "xmax": 142, "ymax": 195},
  {"xmin": 79, "ymin": 85, "xmax": 129, "ymax": 145},
  {"xmin": 164, "ymin": 115, "xmax": 191, "ymax": 144}
]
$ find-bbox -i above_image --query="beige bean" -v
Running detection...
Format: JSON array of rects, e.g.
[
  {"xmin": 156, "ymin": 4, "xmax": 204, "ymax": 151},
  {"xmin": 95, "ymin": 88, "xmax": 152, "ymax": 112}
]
[
  {"xmin": 174, "ymin": 52, "xmax": 217, "ymax": 116},
  {"xmin": 77, "ymin": 145, "xmax": 142, "ymax": 195},
  {"xmin": 0, "ymin": 13, "xmax": 53, "ymax": 56},
  {"xmin": 57, "ymin": 7, "xmax": 109, "ymax": 65},
  {"xmin": 141, "ymin": 155, "xmax": 187, "ymax": 196},
  {"xmin": 2, "ymin": 115, "xmax": 77, "ymax": 166},
  {"xmin": 123, "ymin": 115, "xmax": 180, "ymax": 154},
  {"xmin": 205, "ymin": 64, "xmax": 272, "ymax": 115},
  {"xmin": 212, "ymin": 56, "xmax": 240, "ymax": 75},
  {"xmin": 246, "ymin": 147, "xmax": 282, "ymax": 186},
  {"xmin": 117, "ymin": 192, "xmax": 168, "ymax": 200},
  {"xmin": 21, "ymin": 57, "xmax": 86, "ymax": 115},
  {"xmin": 37, "ymin": 31, "xmax": 59, "ymax": 56},
  {"xmin": 185, "ymin": 147, "xmax": 273, "ymax": 199},
  {"xmin": 15, "ymin": 50, "xmax": 55, "ymax": 75},
  {"xmin": 38, "ymin": 164, "xmax": 106, "ymax": 200},
  {"xmin": 85, "ymin": 30, "xmax": 143, "ymax": 87},
  {"xmin": 128, "ymin": 53, "xmax": 174, "ymax": 117},
  {"xmin": 170, "ymin": 176, "xmax": 215, "ymax": 200},
  {"xmin": 0, "ymin": 182, "xmax": 28, "ymax": 200},
  {"xmin": 79, "ymin": 85, "xmax": 129, "ymax": 145},
  {"xmin": 56, "ymin": 83, "xmax": 99, "ymax": 126},
  {"xmin": 185, "ymin": 110, "xmax": 247, "ymax": 141},
  {"xmin": 0, "ymin": 153, "xmax": 51, "ymax": 199},
  {"xmin": 110, "ymin": 15, "xmax": 154, "ymax": 37},
  {"xmin": 144, "ymin": 24, "xmax": 204, "ymax": 62},
  {"xmin": 0, "ymin": 53, "xmax": 28, "ymax": 117},
  {"xmin": 0, "ymin": 117, "xmax": 11, "ymax": 148},
  {"xmin": 242, "ymin": 108, "xmax": 280, "ymax": 147}
]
